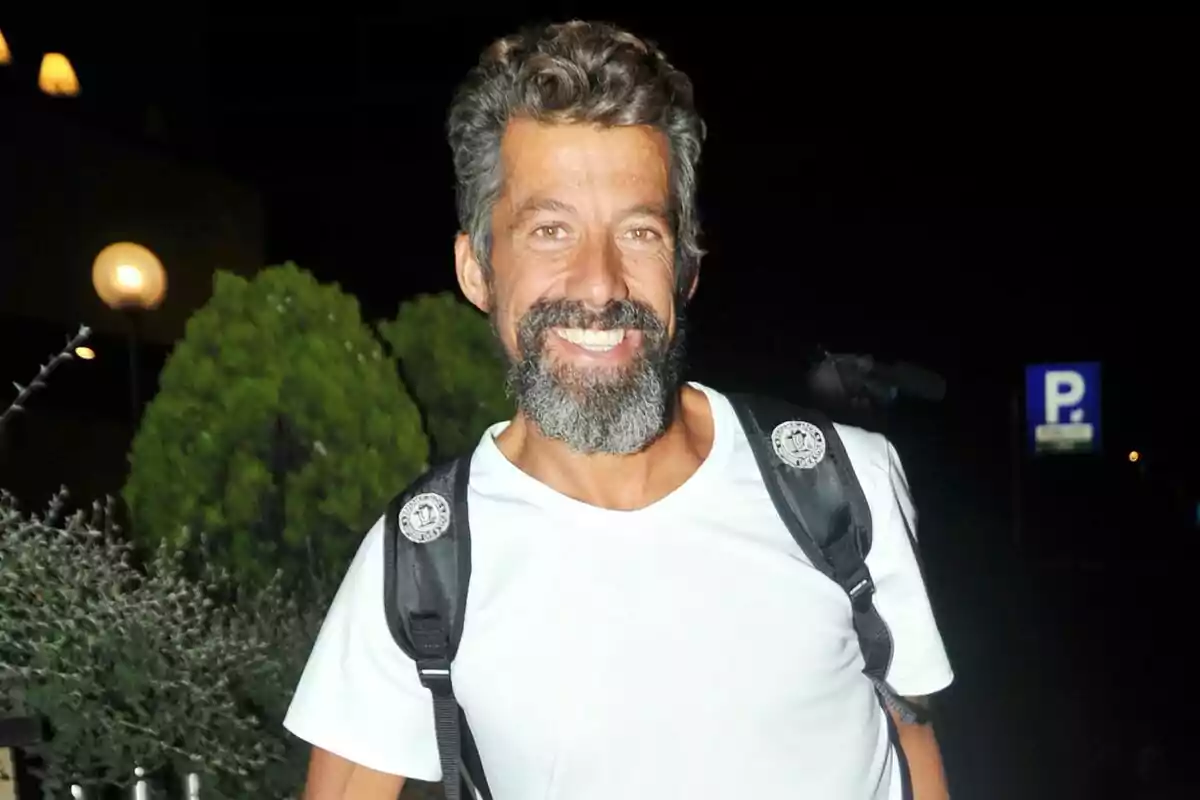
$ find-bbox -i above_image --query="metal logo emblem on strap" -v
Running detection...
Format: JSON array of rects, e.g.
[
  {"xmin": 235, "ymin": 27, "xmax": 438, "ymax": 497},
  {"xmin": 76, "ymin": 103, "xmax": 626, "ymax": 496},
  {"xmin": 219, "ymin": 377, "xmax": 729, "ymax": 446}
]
[
  {"xmin": 398, "ymin": 492, "xmax": 452, "ymax": 543},
  {"xmin": 771, "ymin": 420, "xmax": 827, "ymax": 469}
]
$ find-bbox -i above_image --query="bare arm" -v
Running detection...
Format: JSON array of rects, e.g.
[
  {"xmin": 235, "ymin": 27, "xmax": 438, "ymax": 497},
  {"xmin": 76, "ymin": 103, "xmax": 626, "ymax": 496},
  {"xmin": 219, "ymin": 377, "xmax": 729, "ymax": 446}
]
[
  {"xmin": 889, "ymin": 697, "xmax": 949, "ymax": 800},
  {"xmin": 302, "ymin": 747, "xmax": 407, "ymax": 800}
]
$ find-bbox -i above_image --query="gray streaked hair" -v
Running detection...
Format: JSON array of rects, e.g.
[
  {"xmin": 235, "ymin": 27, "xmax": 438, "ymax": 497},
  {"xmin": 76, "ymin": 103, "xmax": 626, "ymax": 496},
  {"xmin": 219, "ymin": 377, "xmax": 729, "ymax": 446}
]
[{"xmin": 446, "ymin": 20, "xmax": 707, "ymax": 298}]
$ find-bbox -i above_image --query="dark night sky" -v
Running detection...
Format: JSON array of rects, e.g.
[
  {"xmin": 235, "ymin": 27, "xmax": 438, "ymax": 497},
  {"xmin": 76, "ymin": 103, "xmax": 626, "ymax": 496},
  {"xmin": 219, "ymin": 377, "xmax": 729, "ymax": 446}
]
[
  {"xmin": 6, "ymin": 9, "xmax": 1199, "ymax": 524},
  {"xmin": 6, "ymin": 9, "xmax": 1197, "ymax": 507}
]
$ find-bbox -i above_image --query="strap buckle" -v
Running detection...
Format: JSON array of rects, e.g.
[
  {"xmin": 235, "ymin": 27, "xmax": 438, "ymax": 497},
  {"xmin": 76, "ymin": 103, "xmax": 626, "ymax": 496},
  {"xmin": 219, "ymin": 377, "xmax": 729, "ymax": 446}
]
[
  {"xmin": 845, "ymin": 568, "xmax": 875, "ymax": 611},
  {"xmin": 417, "ymin": 657, "xmax": 454, "ymax": 695},
  {"xmin": 409, "ymin": 612, "xmax": 454, "ymax": 695}
]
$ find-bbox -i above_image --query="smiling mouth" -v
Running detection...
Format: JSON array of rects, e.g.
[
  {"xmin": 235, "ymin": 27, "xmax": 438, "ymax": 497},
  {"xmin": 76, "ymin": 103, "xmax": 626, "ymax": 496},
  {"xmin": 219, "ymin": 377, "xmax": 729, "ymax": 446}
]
[{"xmin": 553, "ymin": 327, "xmax": 628, "ymax": 353}]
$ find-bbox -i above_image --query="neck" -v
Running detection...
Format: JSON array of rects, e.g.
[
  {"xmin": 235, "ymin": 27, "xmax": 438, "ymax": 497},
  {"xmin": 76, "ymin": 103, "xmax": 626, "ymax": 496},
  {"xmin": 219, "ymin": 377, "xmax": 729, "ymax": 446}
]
[{"xmin": 494, "ymin": 385, "xmax": 714, "ymax": 511}]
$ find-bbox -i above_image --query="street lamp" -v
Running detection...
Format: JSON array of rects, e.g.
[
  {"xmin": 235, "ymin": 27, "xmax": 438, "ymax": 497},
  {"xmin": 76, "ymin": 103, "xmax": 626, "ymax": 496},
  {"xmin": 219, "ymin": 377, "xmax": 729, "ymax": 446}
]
[
  {"xmin": 92, "ymin": 242, "xmax": 167, "ymax": 423},
  {"xmin": 92, "ymin": 243, "xmax": 166, "ymax": 311},
  {"xmin": 37, "ymin": 52, "xmax": 80, "ymax": 97}
]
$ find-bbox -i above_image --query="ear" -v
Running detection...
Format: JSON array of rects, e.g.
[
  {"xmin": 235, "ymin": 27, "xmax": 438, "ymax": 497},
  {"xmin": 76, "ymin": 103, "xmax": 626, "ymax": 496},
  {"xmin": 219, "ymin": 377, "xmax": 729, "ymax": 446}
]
[{"xmin": 455, "ymin": 233, "xmax": 490, "ymax": 313}]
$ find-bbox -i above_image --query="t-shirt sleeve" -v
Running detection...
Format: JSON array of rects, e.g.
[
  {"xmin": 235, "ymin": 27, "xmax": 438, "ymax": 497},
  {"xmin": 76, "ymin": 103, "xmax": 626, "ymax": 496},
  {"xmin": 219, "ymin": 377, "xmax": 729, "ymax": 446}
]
[
  {"xmin": 282, "ymin": 517, "xmax": 442, "ymax": 781},
  {"xmin": 856, "ymin": 433, "xmax": 955, "ymax": 698}
]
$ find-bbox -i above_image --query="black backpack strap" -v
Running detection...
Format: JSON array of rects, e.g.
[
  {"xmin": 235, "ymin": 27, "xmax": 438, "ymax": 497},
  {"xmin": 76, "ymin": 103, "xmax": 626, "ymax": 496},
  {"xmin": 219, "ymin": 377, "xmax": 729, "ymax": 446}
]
[
  {"xmin": 727, "ymin": 394, "xmax": 903, "ymax": 697},
  {"xmin": 382, "ymin": 455, "xmax": 491, "ymax": 800}
]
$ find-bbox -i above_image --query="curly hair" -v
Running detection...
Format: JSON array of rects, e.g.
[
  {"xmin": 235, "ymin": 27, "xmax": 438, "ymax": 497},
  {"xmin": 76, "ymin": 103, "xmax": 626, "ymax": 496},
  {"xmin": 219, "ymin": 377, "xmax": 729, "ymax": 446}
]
[{"xmin": 446, "ymin": 20, "xmax": 706, "ymax": 298}]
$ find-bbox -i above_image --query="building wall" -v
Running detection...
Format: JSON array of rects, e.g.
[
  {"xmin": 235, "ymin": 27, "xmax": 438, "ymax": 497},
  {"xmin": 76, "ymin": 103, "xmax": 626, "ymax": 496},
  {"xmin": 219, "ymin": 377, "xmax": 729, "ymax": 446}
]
[
  {"xmin": 0, "ymin": 90, "xmax": 265, "ymax": 507},
  {"xmin": 0, "ymin": 96, "xmax": 264, "ymax": 346}
]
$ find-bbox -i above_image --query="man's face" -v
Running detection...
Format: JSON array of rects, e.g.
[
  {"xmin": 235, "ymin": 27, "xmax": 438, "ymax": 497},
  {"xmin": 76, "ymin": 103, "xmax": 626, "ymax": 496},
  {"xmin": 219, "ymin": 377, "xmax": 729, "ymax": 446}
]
[{"xmin": 456, "ymin": 119, "xmax": 691, "ymax": 454}]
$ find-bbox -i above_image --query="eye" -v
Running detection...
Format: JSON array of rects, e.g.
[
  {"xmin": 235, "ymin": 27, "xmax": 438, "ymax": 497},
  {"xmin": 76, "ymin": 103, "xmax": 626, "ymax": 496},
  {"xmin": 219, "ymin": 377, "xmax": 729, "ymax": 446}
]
[
  {"xmin": 624, "ymin": 227, "xmax": 663, "ymax": 242},
  {"xmin": 532, "ymin": 224, "xmax": 568, "ymax": 239}
]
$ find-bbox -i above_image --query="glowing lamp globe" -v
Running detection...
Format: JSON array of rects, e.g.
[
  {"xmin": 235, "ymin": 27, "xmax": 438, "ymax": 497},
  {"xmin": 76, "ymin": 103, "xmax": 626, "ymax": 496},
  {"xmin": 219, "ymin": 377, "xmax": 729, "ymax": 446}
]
[
  {"xmin": 0, "ymin": 29, "xmax": 12, "ymax": 66},
  {"xmin": 92, "ymin": 243, "xmax": 167, "ymax": 311},
  {"xmin": 38, "ymin": 53, "xmax": 80, "ymax": 97}
]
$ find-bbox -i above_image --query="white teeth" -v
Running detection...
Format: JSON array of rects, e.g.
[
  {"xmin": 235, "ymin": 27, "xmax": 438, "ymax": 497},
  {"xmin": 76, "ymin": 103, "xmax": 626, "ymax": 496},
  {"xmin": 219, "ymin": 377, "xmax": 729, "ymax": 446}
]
[{"xmin": 555, "ymin": 328, "xmax": 626, "ymax": 351}]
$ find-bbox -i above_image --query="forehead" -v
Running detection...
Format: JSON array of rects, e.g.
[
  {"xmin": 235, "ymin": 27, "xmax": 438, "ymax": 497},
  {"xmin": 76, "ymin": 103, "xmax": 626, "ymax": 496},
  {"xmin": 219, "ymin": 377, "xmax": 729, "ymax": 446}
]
[{"xmin": 498, "ymin": 118, "xmax": 671, "ymax": 208}]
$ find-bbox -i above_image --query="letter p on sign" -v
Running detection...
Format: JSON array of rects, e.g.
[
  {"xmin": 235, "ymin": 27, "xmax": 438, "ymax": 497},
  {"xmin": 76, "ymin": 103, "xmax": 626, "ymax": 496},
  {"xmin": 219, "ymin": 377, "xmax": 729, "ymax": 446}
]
[{"xmin": 1044, "ymin": 370, "xmax": 1086, "ymax": 423}]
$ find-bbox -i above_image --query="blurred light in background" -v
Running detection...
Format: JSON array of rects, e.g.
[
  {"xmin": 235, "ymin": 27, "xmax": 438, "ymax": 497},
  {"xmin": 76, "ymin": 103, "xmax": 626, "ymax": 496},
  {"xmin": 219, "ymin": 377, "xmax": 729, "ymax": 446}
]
[
  {"xmin": 92, "ymin": 243, "xmax": 167, "ymax": 311},
  {"xmin": 0, "ymin": 29, "xmax": 11, "ymax": 66},
  {"xmin": 38, "ymin": 52, "xmax": 80, "ymax": 97}
]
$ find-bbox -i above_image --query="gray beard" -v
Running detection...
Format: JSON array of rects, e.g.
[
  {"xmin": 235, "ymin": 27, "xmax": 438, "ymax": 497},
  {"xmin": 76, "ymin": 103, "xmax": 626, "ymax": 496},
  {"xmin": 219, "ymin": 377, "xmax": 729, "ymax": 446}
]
[{"xmin": 502, "ymin": 299, "xmax": 686, "ymax": 455}]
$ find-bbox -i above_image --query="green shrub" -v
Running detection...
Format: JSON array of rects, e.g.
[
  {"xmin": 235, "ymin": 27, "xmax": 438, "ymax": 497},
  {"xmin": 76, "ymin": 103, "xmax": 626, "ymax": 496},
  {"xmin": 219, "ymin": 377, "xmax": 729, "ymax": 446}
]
[
  {"xmin": 379, "ymin": 292, "xmax": 513, "ymax": 462},
  {"xmin": 124, "ymin": 264, "xmax": 428, "ymax": 591},
  {"xmin": 0, "ymin": 491, "xmax": 323, "ymax": 798}
]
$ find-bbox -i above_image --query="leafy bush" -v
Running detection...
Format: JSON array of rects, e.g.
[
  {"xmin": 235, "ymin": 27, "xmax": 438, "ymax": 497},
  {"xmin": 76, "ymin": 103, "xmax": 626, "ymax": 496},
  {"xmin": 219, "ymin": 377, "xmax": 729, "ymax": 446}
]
[
  {"xmin": 124, "ymin": 263, "xmax": 428, "ymax": 591},
  {"xmin": 0, "ymin": 303, "xmax": 461, "ymax": 798},
  {"xmin": 0, "ymin": 491, "xmax": 324, "ymax": 799},
  {"xmin": 379, "ymin": 292, "xmax": 513, "ymax": 462}
]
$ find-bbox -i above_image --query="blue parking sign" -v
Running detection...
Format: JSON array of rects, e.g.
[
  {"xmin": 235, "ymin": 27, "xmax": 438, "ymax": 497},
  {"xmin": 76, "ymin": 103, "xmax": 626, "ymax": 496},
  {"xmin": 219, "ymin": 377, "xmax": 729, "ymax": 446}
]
[{"xmin": 1025, "ymin": 362, "xmax": 1101, "ymax": 455}]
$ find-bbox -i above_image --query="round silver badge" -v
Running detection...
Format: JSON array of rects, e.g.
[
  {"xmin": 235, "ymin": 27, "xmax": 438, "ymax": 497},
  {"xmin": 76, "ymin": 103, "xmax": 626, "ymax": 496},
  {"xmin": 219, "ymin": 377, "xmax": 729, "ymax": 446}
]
[
  {"xmin": 398, "ymin": 492, "xmax": 452, "ymax": 543},
  {"xmin": 771, "ymin": 420, "xmax": 827, "ymax": 469}
]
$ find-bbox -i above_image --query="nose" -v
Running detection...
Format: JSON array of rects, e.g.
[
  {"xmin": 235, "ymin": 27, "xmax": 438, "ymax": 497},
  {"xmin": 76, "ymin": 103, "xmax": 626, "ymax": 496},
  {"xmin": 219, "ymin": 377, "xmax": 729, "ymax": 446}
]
[{"xmin": 567, "ymin": 237, "xmax": 629, "ymax": 308}]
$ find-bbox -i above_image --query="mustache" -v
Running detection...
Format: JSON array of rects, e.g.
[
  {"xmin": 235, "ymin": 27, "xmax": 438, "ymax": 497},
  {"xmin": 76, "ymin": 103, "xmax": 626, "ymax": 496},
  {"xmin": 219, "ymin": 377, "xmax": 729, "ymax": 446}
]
[{"xmin": 518, "ymin": 298, "xmax": 666, "ymax": 338}]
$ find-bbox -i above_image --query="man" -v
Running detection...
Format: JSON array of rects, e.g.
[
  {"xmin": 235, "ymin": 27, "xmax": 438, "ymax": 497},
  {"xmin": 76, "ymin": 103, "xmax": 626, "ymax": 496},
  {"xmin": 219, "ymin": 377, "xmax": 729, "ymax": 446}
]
[{"xmin": 284, "ymin": 19, "xmax": 954, "ymax": 799}]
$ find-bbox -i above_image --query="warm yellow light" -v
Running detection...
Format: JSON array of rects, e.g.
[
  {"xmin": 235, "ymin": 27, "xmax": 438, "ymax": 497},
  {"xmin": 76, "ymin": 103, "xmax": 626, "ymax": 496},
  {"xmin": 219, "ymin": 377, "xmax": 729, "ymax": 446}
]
[
  {"xmin": 0, "ymin": 29, "xmax": 12, "ymax": 66},
  {"xmin": 115, "ymin": 264, "xmax": 145, "ymax": 291},
  {"xmin": 92, "ymin": 243, "xmax": 167, "ymax": 311},
  {"xmin": 38, "ymin": 52, "xmax": 80, "ymax": 97},
  {"xmin": 1128, "ymin": 451, "xmax": 1140, "ymax": 463},
  {"xmin": 75, "ymin": 346, "xmax": 96, "ymax": 360}
]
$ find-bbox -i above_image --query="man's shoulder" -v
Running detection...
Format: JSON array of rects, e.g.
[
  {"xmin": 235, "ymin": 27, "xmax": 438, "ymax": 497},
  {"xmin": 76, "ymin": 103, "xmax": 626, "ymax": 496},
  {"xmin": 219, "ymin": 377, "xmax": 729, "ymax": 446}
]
[
  {"xmin": 713, "ymin": 385, "xmax": 892, "ymax": 478},
  {"xmin": 829, "ymin": 421, "xmax": 892, "ymax": 479},
  {"xmin": 345, "ymin": 513, "xmax": 390, "ymax": 581}
]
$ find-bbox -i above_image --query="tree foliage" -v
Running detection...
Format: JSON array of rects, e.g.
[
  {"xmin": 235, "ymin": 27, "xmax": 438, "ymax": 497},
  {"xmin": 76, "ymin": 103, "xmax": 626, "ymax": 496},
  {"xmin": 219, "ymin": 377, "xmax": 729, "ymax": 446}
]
[
  {"xmin": 378, "ymin": 292, "xmax": 513, "ymax": 462},
  {"xmin": 124, "ymin": 264, "xmax": 428, "ymax": 589},
  {"xmin": 0, "ymin": 490, "xmax": 324, "ymax": 799}
]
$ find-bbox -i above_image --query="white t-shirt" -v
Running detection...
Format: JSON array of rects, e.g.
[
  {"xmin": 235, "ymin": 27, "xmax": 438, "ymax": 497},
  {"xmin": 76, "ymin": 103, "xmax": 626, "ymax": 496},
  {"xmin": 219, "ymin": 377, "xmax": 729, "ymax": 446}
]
[{"xmin": 284, "ymin": 383, "xmax": 953, "ymax": 799}]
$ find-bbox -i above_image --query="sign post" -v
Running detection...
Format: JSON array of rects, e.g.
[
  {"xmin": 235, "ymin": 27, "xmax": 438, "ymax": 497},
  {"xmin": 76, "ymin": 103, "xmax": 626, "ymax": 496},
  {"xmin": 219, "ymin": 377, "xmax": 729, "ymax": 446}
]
[
  {"xmin": 1010, "ymin": 389, "xmax": 1024, "ymax": 549},
  {"xmin": 1024, "ymin": 362, "xmax": 1102, "ymax": 455}
]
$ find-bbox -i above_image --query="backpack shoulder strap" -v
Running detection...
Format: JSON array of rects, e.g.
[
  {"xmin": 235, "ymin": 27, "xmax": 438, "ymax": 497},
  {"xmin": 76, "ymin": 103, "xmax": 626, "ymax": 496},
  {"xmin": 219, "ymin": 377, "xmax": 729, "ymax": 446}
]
[
  {"xmin": 383, "ymin": 455, "xmax": 472, "ymax": 676},
  {"xmin": 726, "ymin": 393, "xmax": 895, "ymax": 686},
  {"xmin": 382, "ymin": 455, "xmax": 490, "ymax": 800}
]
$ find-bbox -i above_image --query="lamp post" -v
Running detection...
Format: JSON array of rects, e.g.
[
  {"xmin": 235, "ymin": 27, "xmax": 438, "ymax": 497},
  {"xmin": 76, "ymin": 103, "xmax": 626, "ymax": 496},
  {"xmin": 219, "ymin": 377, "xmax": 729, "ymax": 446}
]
[{"xmin": 92, "ymin": 242, "xmax": 167, "ymax": 425}]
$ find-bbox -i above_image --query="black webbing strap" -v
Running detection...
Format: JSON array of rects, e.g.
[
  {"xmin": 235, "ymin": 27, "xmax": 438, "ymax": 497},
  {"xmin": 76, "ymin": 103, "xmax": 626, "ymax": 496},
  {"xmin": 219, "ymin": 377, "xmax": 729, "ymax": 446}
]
[
  {"xmin": 727, "ymin": 395, "xmax": 908, "ymax": 690},
  {"xmin": 728, "ymin": 394, "xmax": 924, "ymax": 785},
  {"xmin": 383, "ymin": 456, "xmax": 483, "ymax": 798},
  {"xmin": 819, "ymin": 509, "xmax": 893, "ymax": 685},
  {"xmin": 810, "ymin": 413, "xmax": 924, "ymax": 726},
  {"xmin": 412, "ymin": 613, "xmax": 461, "ymax": 800},
  {"xmin": 430, "ymin": 691, "xmax": 462, "ymax": 800},
  {"xmin": 884, "ymin": 701, "xmax": 915, "ymax": 800}
]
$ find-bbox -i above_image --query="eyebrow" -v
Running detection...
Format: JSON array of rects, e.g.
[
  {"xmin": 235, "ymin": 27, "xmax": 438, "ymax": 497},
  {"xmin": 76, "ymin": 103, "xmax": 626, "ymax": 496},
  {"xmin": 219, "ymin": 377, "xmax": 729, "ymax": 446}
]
[
  {"xmin": 507, "ymin": 198, "xmax": 670, "ymax": 230},
  {"xmin": 508, "ymin": 197, "xmax": 577, "ymax": 229},
  {"xmin": 622, "ymin": 203, "xmax": 671, "ymax": 225}
]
